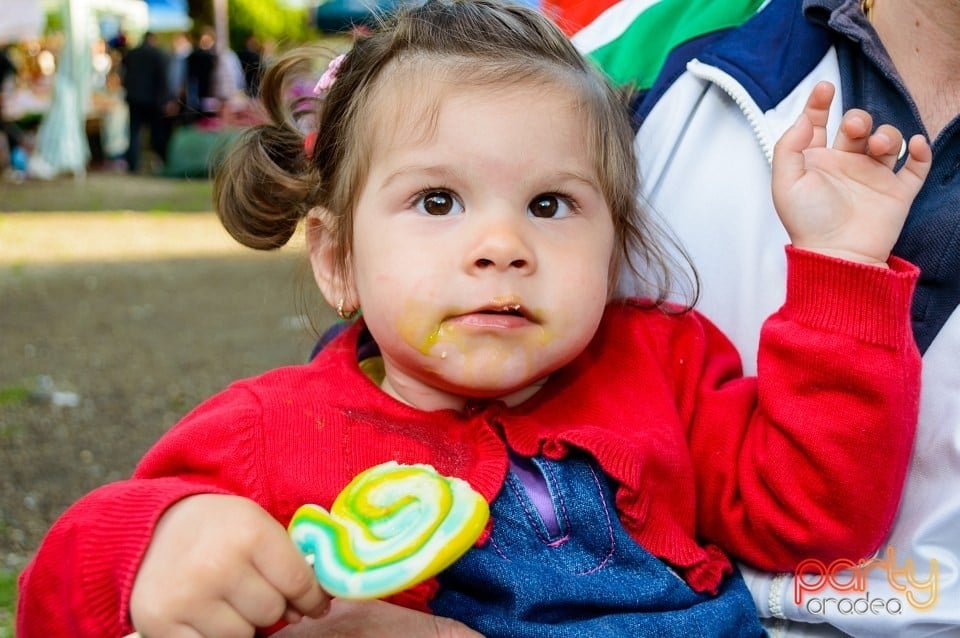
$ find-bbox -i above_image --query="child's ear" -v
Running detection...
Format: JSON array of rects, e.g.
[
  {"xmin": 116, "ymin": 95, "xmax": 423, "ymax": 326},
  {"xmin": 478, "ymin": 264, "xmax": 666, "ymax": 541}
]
[{"xmin": 306, "ymin": 208, "xmax": 359, "ymax": 311}]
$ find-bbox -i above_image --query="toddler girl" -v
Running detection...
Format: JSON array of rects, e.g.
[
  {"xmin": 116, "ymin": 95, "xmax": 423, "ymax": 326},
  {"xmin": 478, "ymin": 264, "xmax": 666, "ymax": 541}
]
[{"xmin": 17, "ymin": 0, "xmax": 930, "ymax": 636}]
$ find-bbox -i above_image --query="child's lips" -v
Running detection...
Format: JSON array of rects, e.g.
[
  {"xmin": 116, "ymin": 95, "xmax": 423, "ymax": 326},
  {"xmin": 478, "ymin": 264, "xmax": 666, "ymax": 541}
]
[
  {"xmin": 448, "ymin": 312, "xmax": 533, "ymax": 330},
  {"xmin": 446, "ymin": 302, "xmax": 536, "ymax": 329}
]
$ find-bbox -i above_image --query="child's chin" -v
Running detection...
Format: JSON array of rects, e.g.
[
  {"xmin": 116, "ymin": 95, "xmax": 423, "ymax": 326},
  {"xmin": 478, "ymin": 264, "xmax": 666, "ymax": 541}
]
[{"xmin": 448, "ymin": 375, "xmax": 552, "ymax": 407}]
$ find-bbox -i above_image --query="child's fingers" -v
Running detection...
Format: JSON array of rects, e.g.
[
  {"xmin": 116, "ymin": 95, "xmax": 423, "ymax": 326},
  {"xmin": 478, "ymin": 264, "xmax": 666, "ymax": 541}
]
[
  {"xmin": 252, "ymin": 526, "xmax": 331, "ymax": 619},
  {"xmin": 772, "ymin": 111, "xmax": 814, "ymax": 194},
  {"xmin": 832, "ymin": 108, "xmax": 872, "ymax": 154},
  {"xmin": 865, "ymin": 123, "xmax": 905, "ymax": 170},
  {"xmin": 801, "ymin": 81, "xmax": 835, "ymax": 148},
  {"xmin": 898, "ymin": 134, "xmax": 933, "ymax": 193},
  {"xmin": 226, "ymin": 566, "xmax": 297, "ymax": 627},
  {"xmin": 188, "ymin": 601, "xmax": 255, "ymax": 638}
]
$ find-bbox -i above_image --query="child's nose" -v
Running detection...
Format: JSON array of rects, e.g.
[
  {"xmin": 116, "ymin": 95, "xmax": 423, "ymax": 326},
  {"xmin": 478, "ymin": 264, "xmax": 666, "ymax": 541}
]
[{"xmin": 466, "ymin": 215, "xmax": 535, "ymax": 274}]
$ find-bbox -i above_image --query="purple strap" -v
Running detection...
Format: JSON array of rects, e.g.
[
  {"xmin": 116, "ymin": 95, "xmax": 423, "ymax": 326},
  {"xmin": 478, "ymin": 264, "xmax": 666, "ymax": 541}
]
[{"xmin": 508, "ymin": 451, "xmax": 560, "ymax": 536}]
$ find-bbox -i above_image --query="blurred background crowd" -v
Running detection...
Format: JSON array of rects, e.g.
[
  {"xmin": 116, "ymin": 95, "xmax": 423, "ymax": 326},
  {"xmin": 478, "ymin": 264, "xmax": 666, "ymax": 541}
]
[{"xmin": 0, "ymin": 0, "xmax": 355, "ymax": 182}]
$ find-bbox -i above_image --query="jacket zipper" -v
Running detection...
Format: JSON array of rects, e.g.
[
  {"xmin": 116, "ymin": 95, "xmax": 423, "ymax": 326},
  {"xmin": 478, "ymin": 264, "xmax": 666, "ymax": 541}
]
[{"xmin": 687, "ymin": 59, "xmax": 775, "ymax": 165}]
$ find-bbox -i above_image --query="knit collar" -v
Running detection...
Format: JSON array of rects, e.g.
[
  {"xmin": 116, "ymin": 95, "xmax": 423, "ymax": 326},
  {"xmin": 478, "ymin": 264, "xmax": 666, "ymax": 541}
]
[{"xmin": 315, "ymin": 302, "xmax": 730, "ymax": 592}]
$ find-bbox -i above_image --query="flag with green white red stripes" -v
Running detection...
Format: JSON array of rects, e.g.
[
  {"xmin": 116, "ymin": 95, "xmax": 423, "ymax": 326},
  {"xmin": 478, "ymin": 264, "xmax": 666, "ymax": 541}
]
[{"xmin": 543, "ymin": 0, "xmax": 766, "ymax": 90}]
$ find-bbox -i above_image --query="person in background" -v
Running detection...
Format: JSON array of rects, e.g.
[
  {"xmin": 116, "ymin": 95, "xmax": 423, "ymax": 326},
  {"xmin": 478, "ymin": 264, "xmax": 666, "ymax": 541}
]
[
  {"xmin": 98, "ymin": 69, "xmax": 130, "ymax": 170},
  {"xmin": 184, "ymin": 27, "xmax": 219, "ymax": 122},
  {"xmin": 217, "ymin": 42, "xmax": 246, "ymax": 106},
  {"xmin": 108, "ymin": 30, "xmax": 128, "ymax": 57},
  {"xmin": 1, "ymin": 44, "xmax": 22, "ymax": 170},
  {"xmin": 631, "ymin": 0, "xmax": 960, "ymax": 635},
  {"xmin": 121, "ymin": 31, "xmax": 173, "ymax": 173},
  {"xmin": 237, "ymin": 33, "xmax": 263, "ymax": 98},
  {"xmin": 167, "ymin": 32, "xmax": 192, "ymax": 115}
]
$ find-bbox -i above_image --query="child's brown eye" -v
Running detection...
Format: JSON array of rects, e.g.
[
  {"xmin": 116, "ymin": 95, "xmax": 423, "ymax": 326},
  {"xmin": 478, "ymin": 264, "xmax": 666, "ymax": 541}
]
[
  {"xmin": 418, "ymin": 191, "xmax": 462, "ymax": 216},
  {"xmin": 529, "ymin": 194, "xmax": 572, "ymax": 218}
]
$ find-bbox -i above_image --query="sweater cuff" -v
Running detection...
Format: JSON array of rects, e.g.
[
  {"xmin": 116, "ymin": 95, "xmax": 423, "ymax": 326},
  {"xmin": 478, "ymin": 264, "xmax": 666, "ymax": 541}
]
[
  {"xmin": 782, "ymin": 246, "xmax": 918, "ymax": 349},
  {"xmin": 78, "ymin": 479, "xmax": 233, "ymax": 633}
]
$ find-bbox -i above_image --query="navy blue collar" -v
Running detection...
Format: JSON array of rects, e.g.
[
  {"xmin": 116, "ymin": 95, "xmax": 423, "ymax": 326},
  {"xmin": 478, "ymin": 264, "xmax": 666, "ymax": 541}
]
[
  {"xmin": 633, "ymin": 0, "xmax": 960, "ymax": 355},
  {"xmin": 635, "ymin": 0, "xmax": 832, "ymax": 121}
]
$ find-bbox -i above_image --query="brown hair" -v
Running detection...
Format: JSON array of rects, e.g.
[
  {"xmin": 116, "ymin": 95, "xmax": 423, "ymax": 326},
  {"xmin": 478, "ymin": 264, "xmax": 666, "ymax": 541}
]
[{"xmin": 214, "ymin": 0, "xmax": 696, "ymax": 307}]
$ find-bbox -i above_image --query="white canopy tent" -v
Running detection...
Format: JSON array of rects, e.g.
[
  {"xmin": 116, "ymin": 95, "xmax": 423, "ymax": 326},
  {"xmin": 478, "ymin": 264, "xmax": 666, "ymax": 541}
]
[
  {"xmin": 0, "ymin": 0, "xmax": 47, "ymax": 43},
  {"xmin": 23, "ymin": 0, "xmax": 148, "ymax": 179},
  {"xmin": 29, "ymin": 0, "xmax": 92, "ymax": 178}
]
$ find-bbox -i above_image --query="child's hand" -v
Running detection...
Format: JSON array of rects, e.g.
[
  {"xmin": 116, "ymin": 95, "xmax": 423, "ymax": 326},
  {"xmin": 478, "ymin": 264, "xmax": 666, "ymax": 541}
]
[
  {"xmin": 130, "ymin": 494, "xmax": 330, "ymax": 637},
  {"xmin": 772, "ymin": 81, "xmax": 932, "ymax": 266}
]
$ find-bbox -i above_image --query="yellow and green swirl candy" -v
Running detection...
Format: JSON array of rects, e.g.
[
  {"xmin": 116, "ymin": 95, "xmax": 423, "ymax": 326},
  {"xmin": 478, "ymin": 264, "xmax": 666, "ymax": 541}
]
[{"xmin": 288, "ymin": 461, "xmax": 490, "ymax": 599}]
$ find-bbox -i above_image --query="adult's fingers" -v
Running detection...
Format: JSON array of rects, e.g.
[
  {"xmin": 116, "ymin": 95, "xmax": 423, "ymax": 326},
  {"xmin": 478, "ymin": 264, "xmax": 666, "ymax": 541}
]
[
  {"xmin": 125, "ymin": 628, "xmax": 205, "ymax": 638},
  {"xmin": 431, "ymin": 613, "xmax": 487, "ymax": 638},
  {"xmin": 272, "ymin": 599, "xmax": 486, "ymax": 637}
]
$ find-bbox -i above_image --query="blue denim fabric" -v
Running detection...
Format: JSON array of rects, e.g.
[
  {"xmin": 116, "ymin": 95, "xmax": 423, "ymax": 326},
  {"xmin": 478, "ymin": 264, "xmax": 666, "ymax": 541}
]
[{"xmin": 431, "ymin": 454, "xmax": 765, "ymax": 637}]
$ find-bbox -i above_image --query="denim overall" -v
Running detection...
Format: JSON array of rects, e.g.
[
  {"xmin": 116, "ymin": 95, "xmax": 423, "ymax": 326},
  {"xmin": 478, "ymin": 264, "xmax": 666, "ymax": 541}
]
[{"xmin": 431, "ymin": 454, "xmax": 766, "ymax": 637}]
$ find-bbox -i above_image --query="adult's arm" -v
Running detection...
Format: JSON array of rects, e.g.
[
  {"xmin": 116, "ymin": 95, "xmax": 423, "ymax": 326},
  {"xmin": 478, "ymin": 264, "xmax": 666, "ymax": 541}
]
[{"xmin": 273, "ymin": 600, "xmax": 483, "ymax": 638}]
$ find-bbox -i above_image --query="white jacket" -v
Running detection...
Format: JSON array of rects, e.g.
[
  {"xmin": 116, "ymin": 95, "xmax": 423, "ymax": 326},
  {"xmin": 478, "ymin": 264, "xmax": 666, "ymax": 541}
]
[{"xmin": 634, "ymin": 1, "xmax": 960, "ymax": 636}]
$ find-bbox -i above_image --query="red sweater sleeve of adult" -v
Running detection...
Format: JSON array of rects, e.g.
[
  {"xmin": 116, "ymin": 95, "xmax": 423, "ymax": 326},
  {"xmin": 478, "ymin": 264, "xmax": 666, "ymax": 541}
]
[{"xmin": 680, "ymin": 247, "xmax": 920, "ymax": 571}]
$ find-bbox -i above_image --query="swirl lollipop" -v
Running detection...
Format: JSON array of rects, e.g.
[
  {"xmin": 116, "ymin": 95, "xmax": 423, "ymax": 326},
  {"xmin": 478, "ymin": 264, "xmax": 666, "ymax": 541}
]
[{"xmin": 288, "ymin": 461, "xmax": 489, "ymax": 599}]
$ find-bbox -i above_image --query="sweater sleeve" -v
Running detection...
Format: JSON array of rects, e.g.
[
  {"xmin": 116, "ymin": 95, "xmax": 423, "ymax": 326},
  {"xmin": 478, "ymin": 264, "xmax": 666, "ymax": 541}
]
[
  {"xmin": 680, "ymin": 246, "xmax": 920, "ymax": 572},
  {"xmin": 16, "ymin": 385, "xmax": 268, "ymax": 638}
]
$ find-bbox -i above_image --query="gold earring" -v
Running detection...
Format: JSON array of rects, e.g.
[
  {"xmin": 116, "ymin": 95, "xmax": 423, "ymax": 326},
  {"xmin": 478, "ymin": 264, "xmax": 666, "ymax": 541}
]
[
  {"xmin": 337, "ymin": 298, "xmax": 359, "ymax": 321},
  {"xmin": 861, "ymin": 0, "xmax": 873, "ymax": 21}
]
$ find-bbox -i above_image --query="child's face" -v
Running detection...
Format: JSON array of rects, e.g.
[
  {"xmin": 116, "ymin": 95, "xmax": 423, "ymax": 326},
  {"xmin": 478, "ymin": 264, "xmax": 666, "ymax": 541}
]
[{"xmin": 339, "ymin": 81, "xmax": 615, "ymax": 411}]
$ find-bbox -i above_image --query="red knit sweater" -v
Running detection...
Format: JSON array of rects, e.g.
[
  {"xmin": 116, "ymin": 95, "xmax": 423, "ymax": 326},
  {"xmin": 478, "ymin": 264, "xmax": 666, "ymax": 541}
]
[{"xmin": 17, "ymin": 248, "xmax": 921, "ymax": 637}]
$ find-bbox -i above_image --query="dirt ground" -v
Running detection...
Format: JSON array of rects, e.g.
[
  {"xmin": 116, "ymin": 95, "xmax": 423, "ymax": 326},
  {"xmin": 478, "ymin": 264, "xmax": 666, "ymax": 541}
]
[{"xmin": 0, "ymin": 174, "xmax": 337, "ymax": 573}]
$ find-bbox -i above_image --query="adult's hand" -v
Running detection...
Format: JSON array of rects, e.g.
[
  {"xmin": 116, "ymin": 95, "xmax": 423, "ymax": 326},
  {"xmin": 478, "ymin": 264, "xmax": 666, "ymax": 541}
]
[{"xmin": 274, "ymin": 599, "xmax": 484, "ymax": 638}]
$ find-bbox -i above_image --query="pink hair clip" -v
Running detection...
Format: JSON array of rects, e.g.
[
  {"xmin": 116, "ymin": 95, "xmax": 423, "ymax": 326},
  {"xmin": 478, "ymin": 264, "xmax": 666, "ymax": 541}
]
[
  {"xmin": 304, "ymin": 130, "xmax": 318, "ymax": 159},
  {"xmin": 314, "ymin": 54, "xmax": 346, "ymax": 95}
]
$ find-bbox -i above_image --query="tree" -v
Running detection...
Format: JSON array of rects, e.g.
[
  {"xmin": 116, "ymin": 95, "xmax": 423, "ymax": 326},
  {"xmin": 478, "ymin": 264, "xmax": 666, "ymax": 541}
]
[{"xmin": 187, "ymin": 0, "xmax": 315, "ymax": 49}]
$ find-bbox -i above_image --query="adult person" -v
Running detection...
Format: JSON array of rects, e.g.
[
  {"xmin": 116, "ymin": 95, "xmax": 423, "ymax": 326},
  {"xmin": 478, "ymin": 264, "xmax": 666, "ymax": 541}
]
[
  {"xmin": 168, "ymin": 32, "xmax": 192, "ymax": 114},
  {"xmin": 236, "ymin": 34, "xmax": 263, "ymax": 98},
  {"xmin": 121, "ymin": 31, "xmax": 174, "ymax": 173},
  {"xmin": 0, "ymin": 44, "xmax": 22, "ymax": 169},
  {"xmin": 276, "ymin": 1, "xmax": 959, "ymax": 638},
  {"xmin": 272, "ymin": 0, "xmax": 959, "ymax": 636},
  {"xmin": 184, "ymin": 27, "xmax": 220, "ymax": 122},
  {"xmin": 632, "ymin": 0, "xmax": 960, "ymax": 635}
]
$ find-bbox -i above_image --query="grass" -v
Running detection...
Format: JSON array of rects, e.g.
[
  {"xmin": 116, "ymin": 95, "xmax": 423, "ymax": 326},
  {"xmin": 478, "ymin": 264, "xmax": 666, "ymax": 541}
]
[
  {"xmin": 0, "ymin": 569, "xmax": 16, "ymax": 637},
  {"xmin": 0, "ymin": 386, "xmax": 29, "ymax": 407},
  {"xmin": 0, "ymin": 161, "xmax": 297, "ymax": 633},
  {"xmin": 0, "ymin": 173, "xmax": 214, "ymax": 213},
  {"xmin": 0, "ymin": 172, "xmax": 212, "ymax": 633}
]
